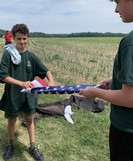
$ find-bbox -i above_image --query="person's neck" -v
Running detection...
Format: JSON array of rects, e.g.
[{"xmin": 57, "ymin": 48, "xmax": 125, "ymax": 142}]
[{"xmin": 16, "ymin": 48, "xmax": 26, "ymax": 53}]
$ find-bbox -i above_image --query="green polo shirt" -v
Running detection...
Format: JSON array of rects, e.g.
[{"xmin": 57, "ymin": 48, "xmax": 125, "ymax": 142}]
[
  {"xmin": 111, "ymin": 30, "xmax": 133, "ymax": 133},
  {"xmin": 0, "ymin": 50, "xmax": 48, "ymax": 117}
]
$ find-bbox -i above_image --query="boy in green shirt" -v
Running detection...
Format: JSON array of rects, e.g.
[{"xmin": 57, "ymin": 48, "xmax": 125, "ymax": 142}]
[
  {"xmin": 0, "ymin": 24, "xmax": 55, "ymax": 161},
  {"xmin": 79, "ymin": 0, "xmax": 133, "ymax": 161}
]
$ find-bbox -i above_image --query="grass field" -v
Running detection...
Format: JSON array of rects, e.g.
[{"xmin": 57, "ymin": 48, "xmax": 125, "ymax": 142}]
[{"xmin": 0, "ymin": 37, "xmax": 122, "ymax": 161}]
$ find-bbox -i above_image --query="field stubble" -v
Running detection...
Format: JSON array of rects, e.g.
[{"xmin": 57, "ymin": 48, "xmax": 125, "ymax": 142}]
[{"xmin": 27, "ymin": 37, "xmax": 120, "ymax": 85}]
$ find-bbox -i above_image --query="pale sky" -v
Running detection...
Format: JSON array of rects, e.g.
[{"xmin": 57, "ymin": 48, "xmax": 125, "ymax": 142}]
[{"xmin": 0, "ymin": 0, "xmax": 132, "ymax": 34}]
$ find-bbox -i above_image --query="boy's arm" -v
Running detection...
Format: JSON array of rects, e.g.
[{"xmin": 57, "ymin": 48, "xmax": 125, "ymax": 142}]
[
  {"xmin": 79, "ymin": 84, "xmax": 133, "ymax": 108},
  {"xmin": 3, "ymin": 77, "xmax": 35, "ymax": 88},
  {"xmin": 45, "ymin": 71, "xmax": 55, "ymax": 86}
]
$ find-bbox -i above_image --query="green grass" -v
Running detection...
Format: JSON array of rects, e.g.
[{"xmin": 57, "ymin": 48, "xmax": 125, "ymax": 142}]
[
  {"xmin": 0, "ymin": 102, "xmax": 110, "ymax": 161},
  {"xmin": 0, "ymin": 37, "xmax": 122, "ymax": 161}
]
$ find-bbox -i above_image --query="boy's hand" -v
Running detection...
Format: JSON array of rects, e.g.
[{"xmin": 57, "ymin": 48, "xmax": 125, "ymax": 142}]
[
  {"xmin": 99, "ymin": 78, "xmax": 112, "ymax": 89},
  {"xmin": 79, "ymin": 87, "xmax": 98, "ymax": 99},
  {"xmin": 20, "ymin": 81, "xmax": 35, "ymax": 88},
  {"xmin": 48, "ymin": 80, "xmax": 55, "ymax": 86}
]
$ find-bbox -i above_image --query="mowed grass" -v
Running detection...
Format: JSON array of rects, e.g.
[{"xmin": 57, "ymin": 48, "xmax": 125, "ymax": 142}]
[{"xmin": 0, "ymin": 37, "xmax": 122, "ymax": 161}]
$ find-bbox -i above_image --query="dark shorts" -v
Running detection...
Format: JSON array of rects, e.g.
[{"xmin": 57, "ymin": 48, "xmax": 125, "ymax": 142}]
[
  {"xmin": 5, "ymin": 109, "xmax": 35, "ymax": 119},
  {"xmin": 109, "ymin": 124, "xmax": 133, "ymax": 161},
  {"xmin": 3, "ymin": 94, "xmax": 38, "ymax": 119}
]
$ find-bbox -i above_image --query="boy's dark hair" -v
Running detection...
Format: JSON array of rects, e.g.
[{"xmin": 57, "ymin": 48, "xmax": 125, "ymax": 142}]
[{"xmin": 11, "ymin": 24, "xmax": 29, "ymax": 37}]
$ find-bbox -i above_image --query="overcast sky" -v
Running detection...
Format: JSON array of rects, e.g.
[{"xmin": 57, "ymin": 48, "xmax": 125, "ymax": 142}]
[{"xmin": 0, "ymin": 0, "xmax": 132, "ymax": 34}]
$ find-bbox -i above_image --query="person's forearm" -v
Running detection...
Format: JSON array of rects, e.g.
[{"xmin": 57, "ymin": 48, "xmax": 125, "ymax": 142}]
[
  {"xmin": 46, "ymin": 71, "xmax": 55, "ymax": 86},
  {"xmin": 46, "ymin": 71, "xmax": 55, "ymax": 84},
  {"xmin": 94, "ymin": 88, "xmax": 133, "ymax": 108},
  {"xmin": 3, "ymin": 77, "xmax": 34, "ymax": 88},
  {"xmin": 3, "ymin": 77, "xmax": 23, "ymax": 86}
]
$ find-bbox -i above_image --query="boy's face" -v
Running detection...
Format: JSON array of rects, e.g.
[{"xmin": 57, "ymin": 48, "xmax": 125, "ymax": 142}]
[
  {"xmin": 114, "ymin": 0, "xmax": 133, "ymax": 22},
  {"xmin": 13, "ymin": 32, "xmax": 28, "ymax": 52}
]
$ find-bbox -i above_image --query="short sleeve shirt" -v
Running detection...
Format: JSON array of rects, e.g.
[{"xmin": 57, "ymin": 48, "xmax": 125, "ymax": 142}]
[
  {"xmin": 0, "ymin": 50, "xmax": 49, "ymax": 115},
  {"xmin": 111, "ymin": 30, "xmax": 133, "ymax": 133}
]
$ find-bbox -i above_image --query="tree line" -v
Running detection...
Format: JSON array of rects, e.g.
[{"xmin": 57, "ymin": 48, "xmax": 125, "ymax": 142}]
[{"xmin": 0, "ymin": 29, "xmax": 126, "ymax": 38}]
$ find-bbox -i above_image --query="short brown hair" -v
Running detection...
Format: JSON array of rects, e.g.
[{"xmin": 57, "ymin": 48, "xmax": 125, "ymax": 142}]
[{"xmin": 11, "ymin": 24, "xmax": 29, "ymax": 38}]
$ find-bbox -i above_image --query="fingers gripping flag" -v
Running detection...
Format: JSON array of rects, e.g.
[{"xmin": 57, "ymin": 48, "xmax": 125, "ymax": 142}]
[
  {"xmin": 32, "ymin": 77, "xmax": 48, "ymax": 87},
  {"xmin": 21, "ymin": 77, "xmax": 48, "ymax": 93}
]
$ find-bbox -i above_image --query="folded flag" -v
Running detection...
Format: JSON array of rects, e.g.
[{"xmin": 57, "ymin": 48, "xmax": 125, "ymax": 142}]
[
  {"xmin": 32, "ymin": 77, "xmax": 48, "ymax": 87},
  {"xmin": 30, "ymin": 84, "xmax": 99, "ymax": 94},
  {"xmin": 21, "ymin": 77, "xmax": 99, "ymax": 94}
]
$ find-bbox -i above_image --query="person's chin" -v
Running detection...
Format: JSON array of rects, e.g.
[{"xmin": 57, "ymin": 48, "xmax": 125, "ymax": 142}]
[
  {"xmin": 122, "ymin": 19, "xmax": 128, "ymax": 23},
  {"xmin": 121, "ymin": 16, "xmax": 133, "ymax": 23},
  {"xmin": 122, "ymin": 19, "xmax": 132, "ymax": 23}
]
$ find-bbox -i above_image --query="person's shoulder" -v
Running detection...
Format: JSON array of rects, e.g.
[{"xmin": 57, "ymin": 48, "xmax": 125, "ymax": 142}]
[
  {"xmin": 26, "ymin": 50, "xmax": 34, "ymax": 54},
  {"xmin": 25, "ymin": 50, "xmax": 39, "ymax": 59},
  {"xmin": 2, "ymin": 50, "xmax": 11, "ymax": 61},
  {"xmin": 26, "ymin": 50, "xmax": 36, "ymax": 55},
  {"xmin": 120, "ymin": 30, "xmax": 133, "ymax": 47},
  {"xmin": 3, "ymin": 47, "xmax": 10, "ymax": 55},
  {"xmin": 124, "ymin": 30, "xmax": 133, "ymax": 41}
]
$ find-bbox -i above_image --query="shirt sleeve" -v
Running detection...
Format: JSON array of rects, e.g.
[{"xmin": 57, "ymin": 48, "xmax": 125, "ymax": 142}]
[
  {"xmin": 0, "ymin": 51, "xmax": 11, "ymax": 81},
  {"xmin": 117, "ymin": 45, "xmax": 133, "ymax": 85}
]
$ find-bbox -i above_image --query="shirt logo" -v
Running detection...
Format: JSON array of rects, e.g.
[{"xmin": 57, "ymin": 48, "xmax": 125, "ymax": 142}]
[{"xmin": 27, "ymin": 60, "xmax": 32, "ymax": 67}]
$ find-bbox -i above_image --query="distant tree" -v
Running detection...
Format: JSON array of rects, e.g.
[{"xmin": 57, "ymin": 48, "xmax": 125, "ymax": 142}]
[
  {"xmin": 0, "ymin": 29, "xmax": 126, "ymax": 38},
  {"xmin": 0, "ymin": 29, "xmax": 6, "ymax": 37},
  {"xmin": 29, "ymin": 32, "xmax": 126, "ymax": 38}
]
